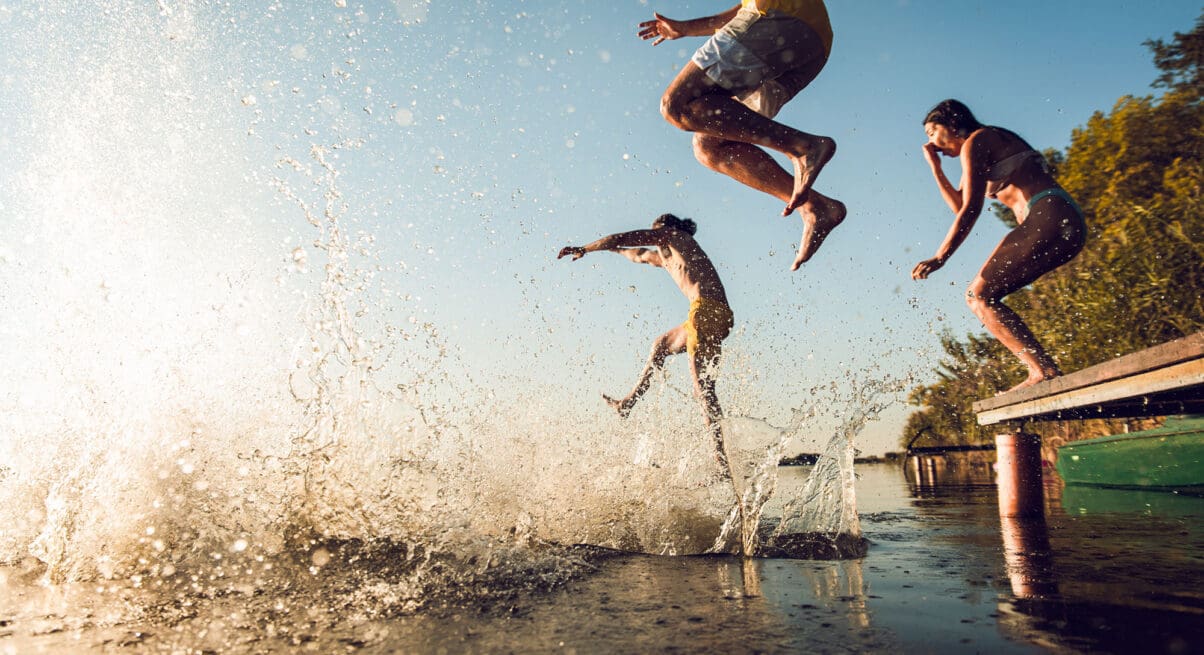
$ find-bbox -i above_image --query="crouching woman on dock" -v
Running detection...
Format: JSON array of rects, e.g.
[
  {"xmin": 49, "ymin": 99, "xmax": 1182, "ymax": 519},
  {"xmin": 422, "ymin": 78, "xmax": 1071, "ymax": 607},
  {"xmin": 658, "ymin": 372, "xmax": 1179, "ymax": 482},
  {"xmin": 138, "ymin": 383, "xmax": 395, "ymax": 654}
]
[{"xmin": 912, "ymin": 99, "xmax": 1086, "ymax": 392}]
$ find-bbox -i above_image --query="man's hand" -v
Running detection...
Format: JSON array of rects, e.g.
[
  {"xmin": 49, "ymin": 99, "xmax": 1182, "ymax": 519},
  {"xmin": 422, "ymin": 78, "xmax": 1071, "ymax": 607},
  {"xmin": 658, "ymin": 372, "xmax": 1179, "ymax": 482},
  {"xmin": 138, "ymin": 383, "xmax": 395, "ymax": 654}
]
[
  {"xmin": 558, "ymin": 246, "xmax": 586, "ymax": 261},
  {"xmin": 638, "ymin": 13, "xmax": 685, "ymax": 45}
]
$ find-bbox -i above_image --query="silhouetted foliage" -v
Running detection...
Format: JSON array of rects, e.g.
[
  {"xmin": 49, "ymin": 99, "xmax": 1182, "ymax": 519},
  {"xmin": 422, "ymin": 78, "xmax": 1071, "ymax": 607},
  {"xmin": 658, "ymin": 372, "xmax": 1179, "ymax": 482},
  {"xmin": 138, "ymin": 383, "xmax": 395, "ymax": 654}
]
[{"xmin": 1146, "ymin": 10, "xmax": 1204, "ymax": 98}]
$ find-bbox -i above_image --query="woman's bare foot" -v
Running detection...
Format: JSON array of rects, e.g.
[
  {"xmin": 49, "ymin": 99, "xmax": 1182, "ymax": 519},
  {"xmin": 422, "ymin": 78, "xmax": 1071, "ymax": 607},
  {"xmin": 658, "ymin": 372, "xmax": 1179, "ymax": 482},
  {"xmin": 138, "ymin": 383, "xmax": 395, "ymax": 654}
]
[
  {"xmin": 603, "ymin": 393, "xmax": 633, "ymax": 418},
  {"xmin": 791, "ymin": 195, "xmax": 847, "ymax": 270},
  {"xmin": 999, "ymin": 370, "xmax": 1060, "ymax": 395},
  {"xmin": 783, "ymin": 136, "xmax": 836, "ymax": 216}
]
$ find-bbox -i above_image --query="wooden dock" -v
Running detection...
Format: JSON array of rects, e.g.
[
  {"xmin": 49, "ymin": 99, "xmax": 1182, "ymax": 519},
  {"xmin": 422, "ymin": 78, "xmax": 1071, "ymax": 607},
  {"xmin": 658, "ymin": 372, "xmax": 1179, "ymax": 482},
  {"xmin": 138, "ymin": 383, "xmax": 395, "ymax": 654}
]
[{"xmin": 973, "ymin": 331, "xmax": 1204, "ymax": 426}]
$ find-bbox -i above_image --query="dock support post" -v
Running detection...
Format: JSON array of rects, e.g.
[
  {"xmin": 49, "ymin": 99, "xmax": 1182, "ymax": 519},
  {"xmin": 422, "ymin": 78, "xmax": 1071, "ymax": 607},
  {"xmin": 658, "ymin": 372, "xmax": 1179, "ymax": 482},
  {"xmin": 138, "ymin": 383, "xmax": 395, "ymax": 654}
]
[{"xmin": 995, "ymin": 432, "xmax": 1043, "ymax": 518}]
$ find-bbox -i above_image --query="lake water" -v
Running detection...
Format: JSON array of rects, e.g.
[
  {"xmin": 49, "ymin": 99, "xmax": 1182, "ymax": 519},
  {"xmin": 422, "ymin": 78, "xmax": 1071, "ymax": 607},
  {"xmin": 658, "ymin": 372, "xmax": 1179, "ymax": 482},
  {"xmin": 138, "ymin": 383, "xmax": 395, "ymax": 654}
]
[{"xmin": 3, "ymin": 461, "xmax": 1200, "ymax": 654}]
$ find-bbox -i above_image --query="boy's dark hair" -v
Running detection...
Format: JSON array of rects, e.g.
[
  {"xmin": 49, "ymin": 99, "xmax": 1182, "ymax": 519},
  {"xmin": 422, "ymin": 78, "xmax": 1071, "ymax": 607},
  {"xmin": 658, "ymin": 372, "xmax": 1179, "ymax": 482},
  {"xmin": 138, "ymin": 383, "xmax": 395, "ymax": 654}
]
[
  {"xmin": 652, "ymin": 213, "xmax": 697, "ymax": 235},
  {"xmin": 923, "ymin": 99, "xmax": 983, "ymax": 137}
]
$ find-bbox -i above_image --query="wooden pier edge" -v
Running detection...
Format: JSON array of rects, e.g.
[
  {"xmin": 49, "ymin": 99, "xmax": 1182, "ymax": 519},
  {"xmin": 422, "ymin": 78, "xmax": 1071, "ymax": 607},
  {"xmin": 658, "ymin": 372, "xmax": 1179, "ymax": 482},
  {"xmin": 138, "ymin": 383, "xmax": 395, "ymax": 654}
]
[{"xmin": 973, "ymin": 331, "xmax": 1204, "ymax": 426}]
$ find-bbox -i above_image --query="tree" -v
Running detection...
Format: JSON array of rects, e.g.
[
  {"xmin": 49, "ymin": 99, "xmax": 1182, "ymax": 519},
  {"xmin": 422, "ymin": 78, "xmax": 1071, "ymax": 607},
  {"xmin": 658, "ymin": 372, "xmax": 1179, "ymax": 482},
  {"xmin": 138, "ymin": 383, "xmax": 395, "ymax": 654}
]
[
  {"xmin": 1031, "ymin": 90, "xmax": 1203, "ymax": 371},
  {"xmin": 1146, "ymin": 11, "xmax": 1204, "ymax": 99},
  {"xmin": 900, "ymin": 331, "xmax": 1013, "ymax": 450}
]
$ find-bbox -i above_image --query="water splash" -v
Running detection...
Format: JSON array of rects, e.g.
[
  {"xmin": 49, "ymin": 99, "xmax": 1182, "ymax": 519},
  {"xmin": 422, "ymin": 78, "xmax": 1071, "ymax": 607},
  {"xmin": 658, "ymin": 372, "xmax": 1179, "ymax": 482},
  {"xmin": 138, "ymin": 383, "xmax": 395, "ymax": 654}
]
[
  {"xmin": 701, "ymin": 377, "xmax": 906, "ymax": 557},
  {"xmin": 766, "ymin": 378, "xmax": 906, "ymax": 557},
  {"xmin": 0, "ymin": 4, "xmax": 898, "ymax": 635}
]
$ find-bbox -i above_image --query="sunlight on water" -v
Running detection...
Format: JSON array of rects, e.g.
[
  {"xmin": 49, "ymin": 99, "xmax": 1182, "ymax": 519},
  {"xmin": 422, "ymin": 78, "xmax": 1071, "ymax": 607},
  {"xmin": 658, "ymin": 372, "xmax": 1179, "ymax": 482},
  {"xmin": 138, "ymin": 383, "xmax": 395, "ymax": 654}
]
[{"xmin": 0, "ymin": 1, "xmax": 890, "ymax": 632}]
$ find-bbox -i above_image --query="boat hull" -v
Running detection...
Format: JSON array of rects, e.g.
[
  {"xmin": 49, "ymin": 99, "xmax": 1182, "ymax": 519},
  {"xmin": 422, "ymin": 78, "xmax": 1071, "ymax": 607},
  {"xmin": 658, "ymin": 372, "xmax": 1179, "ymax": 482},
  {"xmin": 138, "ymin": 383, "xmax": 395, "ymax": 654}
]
[{"xmin": 1055, "ymin": 415, "xmax": 1204, "ymax": 493}]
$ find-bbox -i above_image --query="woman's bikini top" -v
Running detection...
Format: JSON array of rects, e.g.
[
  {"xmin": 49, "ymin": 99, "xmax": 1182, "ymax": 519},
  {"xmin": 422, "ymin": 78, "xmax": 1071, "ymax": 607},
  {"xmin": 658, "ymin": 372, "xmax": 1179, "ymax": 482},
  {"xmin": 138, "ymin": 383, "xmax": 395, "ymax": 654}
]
[{"xmin": 984, "ymin": 148, "xmax": 1048, "ymax": 199}]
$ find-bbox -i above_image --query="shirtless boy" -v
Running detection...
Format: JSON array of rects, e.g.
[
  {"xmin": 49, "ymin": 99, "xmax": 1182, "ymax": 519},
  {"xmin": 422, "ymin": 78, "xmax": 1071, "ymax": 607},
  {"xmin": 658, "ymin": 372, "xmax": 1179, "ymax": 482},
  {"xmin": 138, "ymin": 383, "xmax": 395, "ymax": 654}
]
[{"xmin": 558, "ymin": 214, "xmax": 734, "ymax": 466}]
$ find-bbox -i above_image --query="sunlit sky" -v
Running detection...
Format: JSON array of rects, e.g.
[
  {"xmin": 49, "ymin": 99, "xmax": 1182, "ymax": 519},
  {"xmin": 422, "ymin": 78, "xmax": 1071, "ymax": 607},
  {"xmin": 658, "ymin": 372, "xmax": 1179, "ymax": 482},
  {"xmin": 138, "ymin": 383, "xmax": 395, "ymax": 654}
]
[{"xmin": 1, "ymin": 1, "xmax": 1199, "ymax": 455}]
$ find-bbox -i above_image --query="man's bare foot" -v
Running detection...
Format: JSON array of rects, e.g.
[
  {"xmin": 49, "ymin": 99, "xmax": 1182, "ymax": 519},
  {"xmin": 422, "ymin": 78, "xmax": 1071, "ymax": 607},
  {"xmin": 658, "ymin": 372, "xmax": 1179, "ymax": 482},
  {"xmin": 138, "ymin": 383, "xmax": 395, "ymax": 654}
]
[
  {"xmin": 783, "ymin": 136, "xmax": 836, "ymax": 216},
  {"xmin": 791, "ymin": 195, "xmax": 847, "ymax": 270},
  {"xmin": 603, "ymin": 393, "xmax": 632, "ymax": 418}
]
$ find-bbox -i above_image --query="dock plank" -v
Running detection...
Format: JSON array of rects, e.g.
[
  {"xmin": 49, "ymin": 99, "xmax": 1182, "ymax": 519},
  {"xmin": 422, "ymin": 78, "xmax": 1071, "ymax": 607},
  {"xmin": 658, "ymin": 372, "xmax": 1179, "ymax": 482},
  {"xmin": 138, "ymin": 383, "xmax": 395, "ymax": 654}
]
[{"xmin": 973, "ymin": 331, "xmax": 1204, "ymax": 425}]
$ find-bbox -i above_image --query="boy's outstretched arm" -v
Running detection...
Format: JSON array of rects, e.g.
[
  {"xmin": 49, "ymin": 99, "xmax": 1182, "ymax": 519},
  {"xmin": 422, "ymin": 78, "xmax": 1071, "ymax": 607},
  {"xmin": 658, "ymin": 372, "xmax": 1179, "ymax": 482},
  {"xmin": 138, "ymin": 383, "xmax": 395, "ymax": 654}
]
[{"xmin": 557, "ymin": 229, "xmax": 669, "ymax": 262}]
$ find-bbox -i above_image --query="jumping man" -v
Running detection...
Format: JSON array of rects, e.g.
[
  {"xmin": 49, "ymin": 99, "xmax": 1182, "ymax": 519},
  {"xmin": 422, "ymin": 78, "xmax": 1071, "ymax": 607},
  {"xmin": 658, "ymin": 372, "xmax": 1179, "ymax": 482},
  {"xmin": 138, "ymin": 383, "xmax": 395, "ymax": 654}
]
[{"xmin": 638, "ymin": 2, "xmax": 845, "ymax": 270}]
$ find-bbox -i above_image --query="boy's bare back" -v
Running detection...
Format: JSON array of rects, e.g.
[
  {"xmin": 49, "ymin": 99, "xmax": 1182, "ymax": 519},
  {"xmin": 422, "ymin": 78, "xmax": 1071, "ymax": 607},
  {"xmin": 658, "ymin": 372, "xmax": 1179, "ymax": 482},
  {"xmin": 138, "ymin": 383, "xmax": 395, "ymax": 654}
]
[{"xmin": 653, "ymin": 229, "xmax": 728, "ymax": 306}]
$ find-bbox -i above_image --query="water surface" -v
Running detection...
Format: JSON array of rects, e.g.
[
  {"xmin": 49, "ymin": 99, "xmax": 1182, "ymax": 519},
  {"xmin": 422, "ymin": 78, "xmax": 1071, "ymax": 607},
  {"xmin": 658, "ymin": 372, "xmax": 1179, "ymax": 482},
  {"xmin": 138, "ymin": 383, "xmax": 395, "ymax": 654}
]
[{"xmin": 4, "ymin": 462, "xmax": 1200, "ymax": 653}]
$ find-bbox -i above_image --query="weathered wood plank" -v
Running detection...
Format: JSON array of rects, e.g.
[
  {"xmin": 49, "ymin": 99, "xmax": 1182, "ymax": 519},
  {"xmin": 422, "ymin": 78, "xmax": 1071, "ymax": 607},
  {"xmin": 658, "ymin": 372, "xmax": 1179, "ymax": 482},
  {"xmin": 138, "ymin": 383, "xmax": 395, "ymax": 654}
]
[
  {"xmin": 973, "ymin": 331, "xmax": 1204, "ymax": 425},
  {"xmin": 976, "ymin": 358, "xmax": 1204, "ymax": 425},
  {"xmin": 974, "ymin": 331, "xmax": 1204, "ymax": 413},
  {"xmin": 1035, "ymin": 393, "xmax": 1204, "ymax": 420}
]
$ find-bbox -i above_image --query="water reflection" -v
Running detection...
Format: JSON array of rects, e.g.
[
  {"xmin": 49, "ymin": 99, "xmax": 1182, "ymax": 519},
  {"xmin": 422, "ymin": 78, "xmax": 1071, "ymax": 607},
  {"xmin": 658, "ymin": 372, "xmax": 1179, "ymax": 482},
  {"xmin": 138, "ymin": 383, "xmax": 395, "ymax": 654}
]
[
  {"xmin": 900, "ymin": 450, "xmax": 1204, "ymax": 652},
  {"xmin": 715, "ymin": 557, "xmax": 763, "ymax": 598},
  {"xmin": 904, "ymin": 451, "xmax": 996, "ymax": 490},
  {"xmin": 5, "ymin": 463, "xmax": 1200, "ymax": 653},
  {"xmin": 998, "ymin": 514, "xmax": 1058, "ymax": 599}
]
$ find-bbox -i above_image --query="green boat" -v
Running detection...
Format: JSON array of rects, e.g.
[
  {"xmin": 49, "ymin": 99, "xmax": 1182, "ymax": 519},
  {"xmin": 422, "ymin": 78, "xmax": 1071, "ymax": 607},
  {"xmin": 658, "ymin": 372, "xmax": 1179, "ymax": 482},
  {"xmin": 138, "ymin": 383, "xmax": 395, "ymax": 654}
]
[
  {"xmin": 1055, "ymin": 415, "xmax": 1204, "ymax": 494},
  {"xmin": 1060, "ymin": 483, "xmax": 1204, "ymax": 516}
]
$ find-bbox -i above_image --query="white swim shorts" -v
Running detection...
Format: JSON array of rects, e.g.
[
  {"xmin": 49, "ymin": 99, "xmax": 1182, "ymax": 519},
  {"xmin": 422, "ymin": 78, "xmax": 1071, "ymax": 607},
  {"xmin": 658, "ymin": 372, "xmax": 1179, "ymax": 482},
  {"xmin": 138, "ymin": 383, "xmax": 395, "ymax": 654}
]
[{"xmin": 690, "ymin": 7, "xmax": 828, "ymax": 118}]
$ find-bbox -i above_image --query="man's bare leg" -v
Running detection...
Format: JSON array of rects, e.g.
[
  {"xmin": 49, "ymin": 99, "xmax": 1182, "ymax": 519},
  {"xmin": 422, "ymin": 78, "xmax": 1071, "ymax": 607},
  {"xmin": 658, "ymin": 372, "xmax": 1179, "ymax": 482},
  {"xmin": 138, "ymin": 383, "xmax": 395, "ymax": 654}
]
[
  {"xmin": 694, "ymin": 135, "xmax": 845, "ymax": 268},
  {"xmin": 663, "ymin": 63, "xmax": 835, "ymax": 216},
  {"xmin": 783, "ymin": 140, "xmax": 836, "ymax": 215},
  {"xmin": 605, "ymin": 326, "xmax": 686, "ymax": 418}
]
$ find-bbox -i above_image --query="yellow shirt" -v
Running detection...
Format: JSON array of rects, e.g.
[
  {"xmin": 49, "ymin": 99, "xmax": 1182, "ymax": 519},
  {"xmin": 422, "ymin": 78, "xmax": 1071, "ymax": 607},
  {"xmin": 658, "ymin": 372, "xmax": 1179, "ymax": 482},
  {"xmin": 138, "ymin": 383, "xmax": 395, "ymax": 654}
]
[{"xmin": 742, "ymin": 0, "xmax": 833, "ymax": 56}]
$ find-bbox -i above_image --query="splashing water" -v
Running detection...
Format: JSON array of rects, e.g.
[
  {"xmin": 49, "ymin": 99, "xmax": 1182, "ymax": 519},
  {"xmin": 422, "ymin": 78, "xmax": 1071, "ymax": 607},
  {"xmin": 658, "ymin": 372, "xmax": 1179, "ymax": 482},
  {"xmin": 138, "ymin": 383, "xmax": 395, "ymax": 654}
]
[
  {"xmin": 0, "ymin": 1, "xmax": 895, "ymax": 631},
  {"xmin": 701, "ymin": 377, "xmax": 903, "ymax": 558}
]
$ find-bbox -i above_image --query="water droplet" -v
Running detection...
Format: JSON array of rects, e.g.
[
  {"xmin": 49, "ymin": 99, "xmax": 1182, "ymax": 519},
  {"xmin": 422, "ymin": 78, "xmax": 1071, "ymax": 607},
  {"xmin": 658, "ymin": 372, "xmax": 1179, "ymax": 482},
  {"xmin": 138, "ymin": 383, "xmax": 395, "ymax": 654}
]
[{"xmin": 311, "ymin": 548, "xmax": 331, "ymax": 567}]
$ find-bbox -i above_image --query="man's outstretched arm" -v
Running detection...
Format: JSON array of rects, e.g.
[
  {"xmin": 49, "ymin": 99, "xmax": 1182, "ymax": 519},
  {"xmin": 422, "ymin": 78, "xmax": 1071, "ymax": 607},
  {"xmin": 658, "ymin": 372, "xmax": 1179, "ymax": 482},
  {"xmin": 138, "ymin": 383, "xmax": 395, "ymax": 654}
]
[
  {"xmin": 557, "ymin": 229, "xmax": 669, "ymax": 262},
  {"xmin": 638, "ymin": 5, "xmax": 739, "ymax": 45}
]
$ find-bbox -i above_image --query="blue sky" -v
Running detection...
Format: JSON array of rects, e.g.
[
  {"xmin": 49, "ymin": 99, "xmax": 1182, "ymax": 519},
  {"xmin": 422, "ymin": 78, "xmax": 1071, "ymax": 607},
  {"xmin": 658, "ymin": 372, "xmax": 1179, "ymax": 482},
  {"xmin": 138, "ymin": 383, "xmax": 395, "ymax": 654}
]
[{"xmin": 1, "ymin": 1, "xmax": 1199, "ymax": 455}]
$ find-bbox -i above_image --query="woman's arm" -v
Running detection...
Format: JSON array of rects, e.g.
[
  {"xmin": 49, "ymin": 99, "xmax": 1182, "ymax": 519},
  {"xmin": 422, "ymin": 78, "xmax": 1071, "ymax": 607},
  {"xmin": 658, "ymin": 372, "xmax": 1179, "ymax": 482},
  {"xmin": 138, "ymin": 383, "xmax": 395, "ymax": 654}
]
[
  {"xmin": 913, "ymin": 136, "xmax": 989, "ymax": 279},
  {"xmin": 614, "ymin": 247, "xmax": 665, "ymax": 267},
  {"xmin": 924, "ymin": 143, "xmax": 962, "ymax": 214}
]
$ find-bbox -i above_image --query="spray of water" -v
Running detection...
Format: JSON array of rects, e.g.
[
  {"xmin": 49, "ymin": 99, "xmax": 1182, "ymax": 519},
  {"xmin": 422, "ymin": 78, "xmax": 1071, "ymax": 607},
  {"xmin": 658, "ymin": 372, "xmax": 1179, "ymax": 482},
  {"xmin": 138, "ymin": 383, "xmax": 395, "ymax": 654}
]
[{"xmin": 0, "ymin": 2, "xmax": 894, "ymax": 629}]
